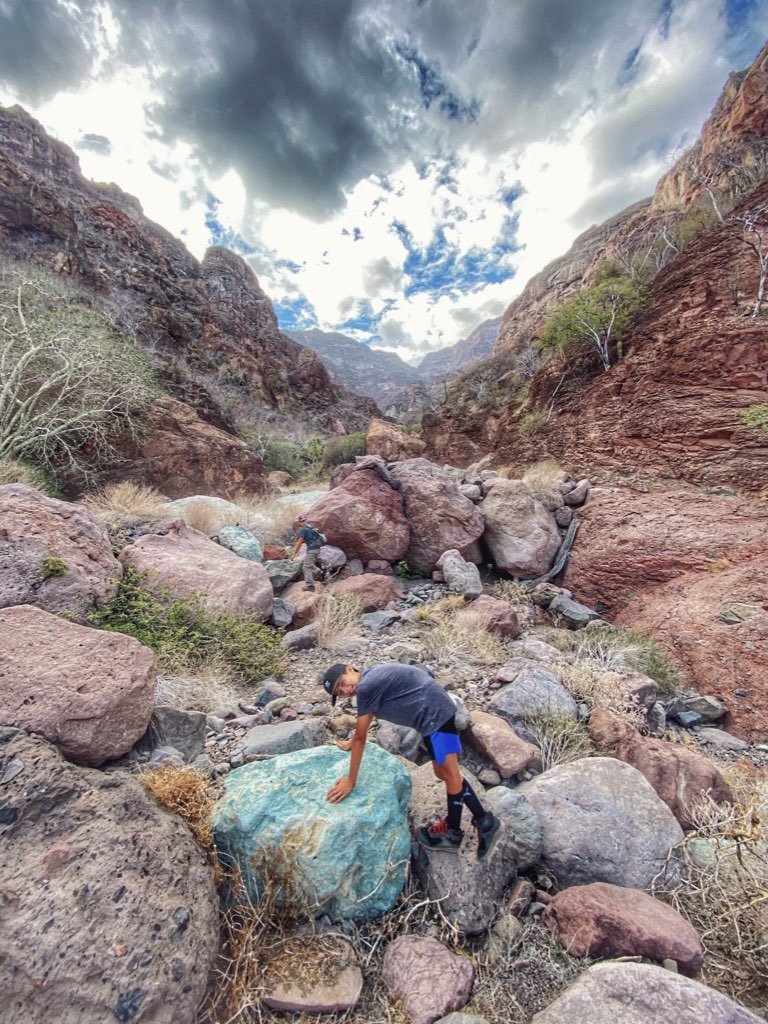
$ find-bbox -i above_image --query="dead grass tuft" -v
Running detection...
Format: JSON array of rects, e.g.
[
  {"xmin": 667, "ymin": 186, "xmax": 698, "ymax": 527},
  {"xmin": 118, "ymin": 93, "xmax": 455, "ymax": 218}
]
[
  {"xmin": 521, "ymin": 707, "xmax": 592, "ymax": 770},
  {"xmin": 419, "ymin": 599, "xmax": 509, "ymax": 666},
  {"xmin": 232, "ymin": 491, "xmax": 302, "ymax": 545},
  {"xmin": 0, "ymin": 458, "xmax": 57, "ymax": 494},
  {"xmin": 573, "ymin": 627, "xmax": 683, "ymax": 694},
  {"xmin": 154, "ymin": 669, "xmax": 239, "ymax": 713},
  {"xmin": 556, "ymin": 660, "xmax": 644, "ymax": 726},
  {"xmin": 82, "ymin": 480, "xmax": 166, "ymax": 529},
  {"xmin": 314, "ymin": 593, "xmax": 365, "ymax": 652},
  {"xmin": 522, "ymin": 459, "xmax": 565, "ymax": 496},
  {"xmin": 141, "ymin": 762, "xmax": 217, "ymax": 861},
  {"xmin": 657, "ymin": 764, "xmax": 768, "ymax": 1015},
  {"xmin": 493, "ymin": 579, "xmax": 534, "ymax": 608}
]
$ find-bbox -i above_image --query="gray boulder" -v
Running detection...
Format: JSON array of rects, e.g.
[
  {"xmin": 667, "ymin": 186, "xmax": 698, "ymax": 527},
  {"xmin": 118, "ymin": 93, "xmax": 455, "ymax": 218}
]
[
  {"xmin": 480, "ymin": 479, "xmax": 561, "ymax": 579},
  {"xmin": 532, "ymin": 962, "xmax": 763, "ymax": 1024},
  {"xmin": 269, "ymin": 597, "xmax": 295, "ymax": 628},
  {"xmin": 483, "ymin": 787, "xmax": 543, "ymax": 871},
  {"xmin": 376, "ymin": 721, "xmax": 422, "ymax": 761},
  {"xmin": 138, "ymin": 707, "xmax": 207, "ymax": 763},
  {"xmin": 437, "ymin": 549, "xmax": 484, "ymax": 599},
  {"xmin": 240, "ymin": 720, "xmax": 325, "ymax": 759},
  {"xmin": 517, "ymin": 757, "xmax": 684, "ymax": 890},
  {"xmin": 549, "ymin": 594, "xmax": 601, "ymax": 628},
  {"xmin": 489, "ymin": 662, "xmax": 578, "ymax": 741},
  {"xmin": 281, "ymin": 622, "xmax": 318, "ymax": 650},
  {"xmin": 263, "ymin": 558, "xmax": 303, "ymax": 590},
  {"xmin": 216, "ymin": 525, "xmax": 263, "ymax": 561}
]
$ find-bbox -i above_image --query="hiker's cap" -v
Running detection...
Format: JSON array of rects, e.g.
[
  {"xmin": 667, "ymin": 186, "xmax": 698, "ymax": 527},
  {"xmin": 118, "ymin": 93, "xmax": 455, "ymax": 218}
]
[
  {"xmin": 322, "ymin": 663, "xmax": 347, "ymax": 706},
  {"xmin": 294, "ymin": 514, "xmax": 307, "ymax": 524}
]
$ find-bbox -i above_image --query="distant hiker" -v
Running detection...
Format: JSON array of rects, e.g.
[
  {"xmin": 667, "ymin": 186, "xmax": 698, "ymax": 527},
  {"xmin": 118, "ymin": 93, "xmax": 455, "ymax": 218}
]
[
  {"xmin": 289, "ymin": 514, "xmax": 326, "ymax": 591},
  {"xmin": 321, "ymin": 662, "xmax": 502, "ymax": 860}
]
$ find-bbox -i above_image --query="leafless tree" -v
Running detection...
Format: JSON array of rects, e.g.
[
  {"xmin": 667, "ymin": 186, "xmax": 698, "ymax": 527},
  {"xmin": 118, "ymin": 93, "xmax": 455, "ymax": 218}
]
[
  {"xmin": 736, "ymin": 207, "xmax": 768, "ymax": 317},
  {"xmin": 0, "ymin": 263, "xmax": 156, "ymax": 479}
]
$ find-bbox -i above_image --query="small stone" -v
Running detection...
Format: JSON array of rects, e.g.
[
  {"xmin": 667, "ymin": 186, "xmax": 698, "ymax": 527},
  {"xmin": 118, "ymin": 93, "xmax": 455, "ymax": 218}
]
[
  {"xmin": 1, "ymin": 758, "xmax": 25, "ymax": 784},
  {"xmin": 526, "ymin": 901, "xmax": 546, "ymax": 916},
  {"xmin": 478, "ymin": 768, "xmax": 502, "ymax": 787},
  {"xmin": 229, "ymin": 750, "xmax": 245, "ymax": 768},
  {"xmin": 238, "ymin": 702, "xmax": 259, "ymax": 716},
  {"xmin": 662, "ymin": 958, "xmax": 679, "ymax": 973}
]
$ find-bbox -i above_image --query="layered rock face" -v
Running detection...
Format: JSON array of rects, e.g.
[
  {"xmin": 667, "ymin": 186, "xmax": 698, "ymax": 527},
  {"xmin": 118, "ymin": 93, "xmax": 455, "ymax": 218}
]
[{"xmin": 0, "ymin": 105, "xmax": 378, "ymax": 495}]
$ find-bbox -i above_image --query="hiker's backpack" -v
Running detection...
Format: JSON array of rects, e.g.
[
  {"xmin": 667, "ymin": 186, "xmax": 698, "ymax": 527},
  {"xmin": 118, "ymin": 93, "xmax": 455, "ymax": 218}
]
[{"xmin": 305, "ymin": 523, "xmax": 327, "ymax": 546}]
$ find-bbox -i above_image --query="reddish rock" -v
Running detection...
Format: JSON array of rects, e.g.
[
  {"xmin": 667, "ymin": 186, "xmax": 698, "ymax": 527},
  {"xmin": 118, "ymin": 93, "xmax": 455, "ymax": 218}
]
[
  {"xmin": 123, "ymin": 520, "xmax": 274, "ymax": 620},
  {"xmin": 305, "ymin": 469, "xmax": 410, "ymax": 563},
  {"xmin": 563, "ymin": 487, "xmax": 768, "ymax": 742},
  {"xmin": 0, "ymin": 728, "xmax": 218, "ymax": 1024},
  {"xmin": 281, "ymin": 581, "xmax": 326, "ymax": 627},
  {"xmin": 389, "ymin": 459, "xmax": 485, "ymax": 573},
  {"xmin": 466, "ymin": 711, "xmax": 539, "ymax": 779},
  {"xmin": 543, "ymin": 882, "xmax": 704, "ymax": 975},
  {"xmin": 268, "ymin": 471, "xmax": 293, "ymax": 488},
  {"xmin": 0, "ymin": 484, "xmax": 121, "ymax": 623},
  {"xmin": 263, "ymin": 543, "xmax": 288, "ymax": 561},
  {"xmin": 0, "ymin": 605, "xmax": 156, "ymax": 766},
  {"xmin": 381, "ymin": 935, "xmax": 474, "ymax": 1024},
  {"xmin": 467, "ymin": 595, "xmax": 521, "ymax": 638},
  {"xmin": 588, "ymin": 709, "xmax": 733, "ymax": 829},
  {"xmin": 366, "ymin": 417, "xmax": 427, "ymax": 461},
  {"xmin": 330, "ymin": 573, "xmax": 403, "ymax": 612}
]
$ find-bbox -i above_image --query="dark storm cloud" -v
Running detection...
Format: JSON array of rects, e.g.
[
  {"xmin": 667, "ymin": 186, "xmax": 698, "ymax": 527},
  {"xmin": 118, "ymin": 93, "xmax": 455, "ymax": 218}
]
[
  {"xmin": 77, "ymin": 132, "xmax": 112, "ymax": 155},
  {"xmin": 0, "ymin": 0, "xmax": 101, "ymax": 102}
]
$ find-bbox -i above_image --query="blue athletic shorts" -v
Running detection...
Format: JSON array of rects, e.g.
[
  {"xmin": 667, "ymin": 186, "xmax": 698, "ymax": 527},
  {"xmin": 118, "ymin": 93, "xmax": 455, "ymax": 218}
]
[{"xmin": 423, "ymin": 716, "xmax": 462, "ymax": 765}]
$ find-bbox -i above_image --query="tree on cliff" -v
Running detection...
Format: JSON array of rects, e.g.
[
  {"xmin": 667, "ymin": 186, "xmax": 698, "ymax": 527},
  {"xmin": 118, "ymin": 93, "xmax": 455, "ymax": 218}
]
[
  {"xmin": 539, "ymin": 275, "xmax": 646, "ymax": 371},
  {"xmin": 0, "ymin": 261, "xmax": 157, "ymax": 481}
]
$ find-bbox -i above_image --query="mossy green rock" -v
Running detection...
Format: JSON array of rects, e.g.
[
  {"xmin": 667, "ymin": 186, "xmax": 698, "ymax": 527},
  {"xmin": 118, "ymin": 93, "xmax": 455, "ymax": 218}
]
[
  {"xmin": 216, "ymin": 525, "xmax": 263, "ymax": 562},
  {"xmin": 213, "ymin": 743, "xmax": 412, "ymax": 921}
]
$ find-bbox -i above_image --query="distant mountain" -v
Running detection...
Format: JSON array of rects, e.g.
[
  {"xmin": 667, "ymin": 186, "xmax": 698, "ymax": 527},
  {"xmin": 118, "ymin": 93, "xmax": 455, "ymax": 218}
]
[
  {"xmin": 417, "ymin": 317, "xmax": 502, "ymax": 382},
  {"xmin": 285, "ymin": 329, "xmax": 422, "ymax": 408}
]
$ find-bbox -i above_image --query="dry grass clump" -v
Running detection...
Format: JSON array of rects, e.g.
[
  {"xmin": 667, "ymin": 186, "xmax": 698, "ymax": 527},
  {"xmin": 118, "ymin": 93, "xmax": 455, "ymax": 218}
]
[
  {"xmin": 314, "ymin": 593, "xmax": 364, "ymax": 652},
  {"xmin": 155, "ymin": 669, "xmax": 239, "ymax": 713},
  {"xmin": 521, "ymin": 707, "xmax": 592, "ymax": 770},
  {"xmin": 573, "ymin": 627, "xmax": 683, "ymax": 694},
  {"xmin": 658, "ymin": 765, "xmax": 768, "ymax": 1015},
  {"xmin": 83, "ymin": 480, "xmax": 166, "ymax": 529},
  {"xmin": 232, "ymin": 491, "xmax": 302, "ymax": 545},
  {"xmin": 179, "ymin": 498, "xmax": 226, "ymax": 535},
  {"xmin": 493, "ymin": 579, "xmax": 535, "ymax": 608},
  {"xmin": 522, "ymin": 459, "xmax": 565, "ymax": 495},
  {"xmin": 0, "ymin": 457, "xmax": 57, "ymax": 494},
  {"xmin": 142, "ymin": 762, "xmax": 217, "ymax": 858},
  {"xmin": 419, "ymin": 599, "xmax": 509, "ymax": 666},
  {"xmin": 556, "ymin": 660, "xmax": 644, "ymax": 725}
]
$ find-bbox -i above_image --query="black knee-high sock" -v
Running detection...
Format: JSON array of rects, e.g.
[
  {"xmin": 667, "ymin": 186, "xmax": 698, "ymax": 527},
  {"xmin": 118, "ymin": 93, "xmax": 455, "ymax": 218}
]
[
  {"xmin": 446, "ymin": 788, "xmax": 464, "ymax": 831},
  {"xmin": 460, "ymin": 778, "xmax": 486, "ymax": 821}
]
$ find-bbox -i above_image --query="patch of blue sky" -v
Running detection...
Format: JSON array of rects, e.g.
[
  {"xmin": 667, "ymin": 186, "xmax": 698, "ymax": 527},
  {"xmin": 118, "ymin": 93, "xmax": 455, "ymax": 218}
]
[
  {"xmin": 618, "ymin": 44, "xmax": 642, "ymax": 88},
  {"xmin": 395, "ymin": 43, "xmax": 478, "ymax": 123},
  {"xmin": 205, "ymin": 193, "xmax": 255, "ymax": 255},
  {"xmin": 656, "ymin": 0, "xmax": 674, "ymax": 40},
  {"xmin": 274, "ymin": 296, "xmax": 318, "ymax": 331},
  {"xmin": 395, "ymin": 220, "xmax": 519, "ymax": 300},
  {"xmin": 502, "ymin": 184, "xmax": 524, "ymax": 208}
]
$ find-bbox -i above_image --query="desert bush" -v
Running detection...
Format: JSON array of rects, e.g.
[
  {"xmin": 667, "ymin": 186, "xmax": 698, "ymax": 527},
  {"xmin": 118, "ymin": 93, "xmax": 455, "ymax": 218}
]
[
  {"xmin": 658, "ymin": 765, "xmax": 768, "ymax": 1015},
  {"xmin": 0, "ymin": 457, "xmax": 59, "ymax": 494},
  {"xmin": 89, "ymin": 565, "xmax": 285, "ymax": 682},
  {"xmin": 154, "ymin": 669, "xmax": 239, "ymax": 713},
  {"xmin": 321, "ymin": 432, "xmax": 366, "ymax": 470},
  {"xmin": 314, "ymin": 593, "xmax": 364, "ymax": 653},
  {"xmin": 741, "ymin": 403, "xmax": 768, "ymax": 436},
  {"xmin": 42, "ymin": 555, "xmax": 66, "ymax": 579},
  {"xmin": 142, "ymin": 762, "xmax": 217, "ymax": 856},
  {"xmin": 0, "ymin": 259, "xmax": 157, "ymax": 481},
  {"xmin": 519, "ymin": 408, "xmax": 550, "ymax": 435},
  {"xmin": 83, "ymin": 480, "xmax": 166, "ymax": 530},
  {"xmin": 573, "ymin": 627, "xmax": 683, "ymax": 694}
]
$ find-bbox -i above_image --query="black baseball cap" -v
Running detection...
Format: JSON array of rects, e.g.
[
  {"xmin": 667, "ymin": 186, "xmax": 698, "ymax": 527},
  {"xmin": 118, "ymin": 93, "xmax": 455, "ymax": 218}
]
[{"xmin": 321, "ymin": 663, "xmax": 347, "ymax": 706}]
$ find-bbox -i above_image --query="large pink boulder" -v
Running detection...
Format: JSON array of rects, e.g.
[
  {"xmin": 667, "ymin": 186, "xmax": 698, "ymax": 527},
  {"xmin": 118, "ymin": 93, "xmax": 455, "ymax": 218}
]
[
  {"xmin": 588, "ymin": 709, "xmax": 733, "ymax": 829},
  {"xmin": 306, "ymin": 469, "xmax": 410, "ymax": 563},
  {"xmin": 330, "ymin": 573, "xmax": 403, "ymax": 611},
  {"xmin": 543, "ymin": 882, "xmax": 704, "ymax": 975},
  {"xmin": 0, "ymin": 605, "xmax": 156, "ymax": 766},
  {"xmin": 282, "ymin": 581, "xmax": 326, "ymax": 627},
  {"xmin": 389, "ymin": 459, "xmax": 485, "ymax": 573},
  {"xmin": 468, "ymin": 595, "xmax": 521, "ymax": 637},
  {"xmin": 0, "ymin": 484, "xmax": 122, "ymax": 623},
  {"xmin": 122, "ymin": 520, "xmax": 273, "ymax": 620},
  {"xmin": 480, "ymin": 479, "xmax": 561, "ymax": 578}
]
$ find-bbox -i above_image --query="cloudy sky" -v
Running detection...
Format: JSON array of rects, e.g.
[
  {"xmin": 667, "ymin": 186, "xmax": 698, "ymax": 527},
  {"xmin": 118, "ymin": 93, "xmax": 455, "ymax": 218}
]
[{"xmin": 1, "ymin": 1, "xmax": 766, "ymax": 363}]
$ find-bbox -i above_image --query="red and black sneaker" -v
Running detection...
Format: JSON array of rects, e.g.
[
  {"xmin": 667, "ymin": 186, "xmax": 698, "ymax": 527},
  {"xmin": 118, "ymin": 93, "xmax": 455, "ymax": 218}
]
[{"xmin": 415, "ymin": 817, "xmax": 463, "ymax": 853}]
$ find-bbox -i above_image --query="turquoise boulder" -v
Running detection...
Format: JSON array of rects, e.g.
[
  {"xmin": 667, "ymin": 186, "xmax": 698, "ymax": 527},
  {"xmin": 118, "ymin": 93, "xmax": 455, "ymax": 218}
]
[
  {"xmin": 217, "ymin": 525, "xmax": 263, "ymax": 562},
  {"xmin": 213, "ymin": 743, "xmax": 412, "ymax": 921}
]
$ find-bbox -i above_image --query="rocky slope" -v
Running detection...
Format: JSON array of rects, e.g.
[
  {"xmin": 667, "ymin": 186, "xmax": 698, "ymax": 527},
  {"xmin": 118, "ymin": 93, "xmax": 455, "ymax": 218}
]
[
  {"xmin": 285, "ymin": 328, "xmax": 422, "ymax": 408},
  {"xmin": 417, "ymin": 316, "xmax": 502, "ymax": 382},
  {"xmin": 0, "ymin": 105, "xmax": 378, "ymax": 496},
  {"xmin": 421, "ymin": 44, "xmax": 768, "ymax": 736}
]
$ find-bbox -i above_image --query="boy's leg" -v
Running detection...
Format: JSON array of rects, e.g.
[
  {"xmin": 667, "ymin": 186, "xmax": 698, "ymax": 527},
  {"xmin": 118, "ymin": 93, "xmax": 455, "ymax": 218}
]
[
  {"xmin": 303, "ymin": 550, "xmax": 318, "ymax": 589},
  {"xmin": 435, "ymin": 755, "xmax": 503, "ymax": 862}
]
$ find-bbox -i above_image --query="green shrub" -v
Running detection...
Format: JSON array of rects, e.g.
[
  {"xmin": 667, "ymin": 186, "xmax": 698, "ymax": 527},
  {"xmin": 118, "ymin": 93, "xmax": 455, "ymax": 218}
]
[
  {"xmin": 89, "ymin": 565, "xmax": 285, "ymax": 682},
  {"xmin": 0, "ymin": 458, "xmax": 61, "ymax": 496},
  {"xmin": 42, "ymin": 556, "xmax": 67, "ymax": 579},
  {"xmin": 321, "ymin": 433, "xmax": 366, "ymax": 470},
  {"xmin": 574, "ymin": 627, "xmax": 683, "ymax": 694},
  {"xmin": 395, "ymin": 560, "xmax": 424, "ymax": 580},
  {"xmin": 519, "ymin": 408, "xmax": 550, "ymax": 435},
  {"xmin": 741, "ymin": 403, "xmax": 768, "ymax": 436}
]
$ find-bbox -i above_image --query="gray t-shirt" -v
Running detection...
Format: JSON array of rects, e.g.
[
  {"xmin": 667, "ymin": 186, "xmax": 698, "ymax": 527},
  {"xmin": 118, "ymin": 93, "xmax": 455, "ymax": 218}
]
[{"xmin": 356, "ymin": 663, "xmax": 456, "ymax": 737}]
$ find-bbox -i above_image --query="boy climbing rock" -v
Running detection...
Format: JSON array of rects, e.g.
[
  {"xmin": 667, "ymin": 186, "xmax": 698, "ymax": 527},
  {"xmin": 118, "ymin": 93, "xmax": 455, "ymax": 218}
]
[
  {"xmin": 321, "ymin": 661, "xmax": 502, "ymax": 860},
  {"xmin": 288, "ymin": 514, "xmax": 324, "ymax": 591}
]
